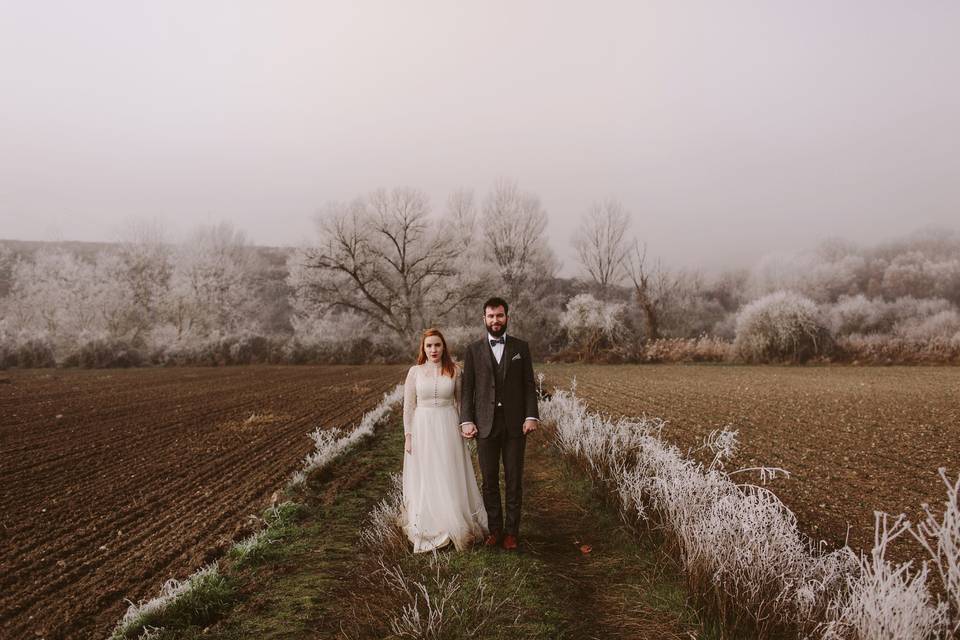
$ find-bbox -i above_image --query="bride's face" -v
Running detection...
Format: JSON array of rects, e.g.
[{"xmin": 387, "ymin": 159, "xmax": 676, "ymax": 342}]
[{"xmin": 424, "ymin": 335, "xmax": 444, "ymax": 362}]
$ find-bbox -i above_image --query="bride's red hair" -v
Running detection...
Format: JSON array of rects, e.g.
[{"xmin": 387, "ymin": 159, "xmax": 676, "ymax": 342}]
[{"xmin": 417, "ymin": 328, "xmax": 457, "ymax": 378}]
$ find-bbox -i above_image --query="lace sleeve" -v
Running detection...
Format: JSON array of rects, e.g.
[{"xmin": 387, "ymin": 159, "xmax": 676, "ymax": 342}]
[
  {"xmin": 454, "ymin": 366, "xmax": 463, "ymax": 410},
  {"xmin": 403, "ymin": 366, "xmax": 417, "ymax": 435}
]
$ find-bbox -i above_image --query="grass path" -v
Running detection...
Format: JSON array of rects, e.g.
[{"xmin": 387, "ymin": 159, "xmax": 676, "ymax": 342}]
[{"xmin": 154, "ymin": 410, "xmax": 716, "ymax": 639}]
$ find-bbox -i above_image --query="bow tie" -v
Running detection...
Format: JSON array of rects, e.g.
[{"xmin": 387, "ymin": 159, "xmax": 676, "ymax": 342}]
[{"xmin": 489, "ymin": 337, "xmax": 505, "ymax": 346}]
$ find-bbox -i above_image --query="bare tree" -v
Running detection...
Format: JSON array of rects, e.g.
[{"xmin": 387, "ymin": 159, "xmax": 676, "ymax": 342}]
[
  {"xmin": 573, "ymin": 198, "xmax": 631, "ymax": 295},
  {"xmin": 443, "ymin": 188, "xmax": 494, "ymax": 325},
  {"xmin": 290, "ymin": 187, "xmax": 475, "ymax": 343},
  {"xmin": 480, "ymin": 179, "xmax": 556, "ymax": 302},
  {"xmin": 445, "ymin": 188, "xmax": 477, "ymax": 253},
  {"xmin": 625, "ymin": 240, "xmax": 681, "ymax": 342}
]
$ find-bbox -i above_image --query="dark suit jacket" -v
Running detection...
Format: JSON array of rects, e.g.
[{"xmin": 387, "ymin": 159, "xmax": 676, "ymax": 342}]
[{"xmin": 459, "ymin": 335, "xmax": 539, "ymax": 438}]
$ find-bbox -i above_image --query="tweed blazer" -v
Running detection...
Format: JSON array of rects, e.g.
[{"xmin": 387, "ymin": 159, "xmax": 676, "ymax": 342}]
[{"xmin": 459, "ymin": 334, "xmax": 539, "ymax": 438}]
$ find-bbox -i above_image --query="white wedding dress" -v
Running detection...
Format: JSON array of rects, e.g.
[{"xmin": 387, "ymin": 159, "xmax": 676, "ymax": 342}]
[{"xmin": 400, "ymin": 363, "xmax": 488, "ymax": 553}]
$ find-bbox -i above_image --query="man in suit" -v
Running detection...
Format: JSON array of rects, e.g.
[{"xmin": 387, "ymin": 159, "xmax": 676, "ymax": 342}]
[{"xmin": 459, "ymin": 296, "xmax": 540, "ymax": 551}]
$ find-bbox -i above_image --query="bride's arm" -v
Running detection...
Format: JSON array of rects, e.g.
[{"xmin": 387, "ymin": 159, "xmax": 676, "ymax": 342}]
[
  {"xmin": 403, "ymin": 366, "xmax": 417, "ymax": 453},
  {"xmin": 454, "ymin": 365, "xmax": 462, "ymax": 409}
]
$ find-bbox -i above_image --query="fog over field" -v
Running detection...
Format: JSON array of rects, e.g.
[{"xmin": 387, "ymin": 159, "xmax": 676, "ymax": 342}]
[{"xmin": 2, "ymin": 1, "xmax": 960, "ymax": 273}]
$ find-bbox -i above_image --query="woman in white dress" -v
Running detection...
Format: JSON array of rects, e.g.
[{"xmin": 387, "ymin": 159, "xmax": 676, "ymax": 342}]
[{"xmin": 401, "ymin": 328, "xmax": 488, "ymax": 553}]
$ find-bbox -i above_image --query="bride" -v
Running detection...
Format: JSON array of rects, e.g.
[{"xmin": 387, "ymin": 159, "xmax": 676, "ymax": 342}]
[{"xmin": 401, "ymin": 328, "xmax": 488, "ymax": 552}]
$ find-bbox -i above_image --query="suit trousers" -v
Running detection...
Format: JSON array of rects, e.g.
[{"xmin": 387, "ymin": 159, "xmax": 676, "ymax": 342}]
[{"xmin": 476, "ymin": 406, "xmax": 526, "ymax": 536}]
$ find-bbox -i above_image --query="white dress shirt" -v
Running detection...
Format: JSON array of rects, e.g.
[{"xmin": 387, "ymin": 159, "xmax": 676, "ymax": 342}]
[{"xmin": 488, "ymin": 331, "xmax": 506, "ymax": 364}]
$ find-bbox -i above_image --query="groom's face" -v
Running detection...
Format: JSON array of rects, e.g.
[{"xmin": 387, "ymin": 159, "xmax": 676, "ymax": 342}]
[{"xmin": 484, "ymin": 305, "xmax": 507, "ymax": 337}]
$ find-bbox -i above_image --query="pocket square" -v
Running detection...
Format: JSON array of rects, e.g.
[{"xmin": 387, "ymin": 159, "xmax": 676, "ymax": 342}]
[{"xmin": 511, "ymin": 353, "xmax": 522, "ymax": 361}]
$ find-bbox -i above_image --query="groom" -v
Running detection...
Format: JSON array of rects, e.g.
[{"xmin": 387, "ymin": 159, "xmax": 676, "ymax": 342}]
[{"xmin": 459, "ymin": 296, "xmax": 540, "ymax": 551}]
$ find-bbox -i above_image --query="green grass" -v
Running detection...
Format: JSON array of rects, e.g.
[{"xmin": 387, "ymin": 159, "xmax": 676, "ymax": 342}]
[
  {"xmin": 110, "ymin": 564, "xmax": 235, "ymax": 639},
  {"xmin": 225, "ymin": 501, "xmax": 305, "ymax": 569}
]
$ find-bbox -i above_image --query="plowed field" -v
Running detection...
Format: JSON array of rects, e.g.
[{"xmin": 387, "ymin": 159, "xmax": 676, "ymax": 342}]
[
  {"xmin": 0, "ymin": 364, "xmax": 404, "ymax": 640},
  {"xmin": 542, "ymin": 364, "xmax": 960, "ymax": 564}
]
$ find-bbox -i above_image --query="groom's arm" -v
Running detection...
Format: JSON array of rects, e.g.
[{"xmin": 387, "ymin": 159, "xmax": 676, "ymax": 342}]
[
  {"xmin": 459, "ymin": 344, "xmax": 477, "ymax": 427},
  {"xmin": 522, "ymin": 341, "xmax": 539, "ymax": 422}
]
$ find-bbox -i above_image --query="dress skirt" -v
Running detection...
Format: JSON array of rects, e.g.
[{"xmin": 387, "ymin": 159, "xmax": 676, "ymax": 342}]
[{"xmin": 401, "ymin": 404, "xmax": 488, "ymax": 553}]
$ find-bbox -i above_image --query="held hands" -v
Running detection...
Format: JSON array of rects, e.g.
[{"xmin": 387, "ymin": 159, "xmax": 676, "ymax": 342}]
[
  {"xmin": 405, "ymin": 433, "xmax": 412, "ymax": 454},
  {"xmin": 461, "ymin": 421, "xmax": 538, "ymax": 436}
]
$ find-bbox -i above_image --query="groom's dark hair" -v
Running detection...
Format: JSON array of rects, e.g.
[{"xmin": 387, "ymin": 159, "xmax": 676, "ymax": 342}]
[{"xmin": 483, "ymin": 296, "xmax": 509, "ymax": 315}]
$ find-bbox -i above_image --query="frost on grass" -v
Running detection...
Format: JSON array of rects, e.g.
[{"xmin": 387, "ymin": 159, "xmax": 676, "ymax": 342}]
[
  {"xmin": 288, "ymin": 384, "xmax": 403, "ymax": 488},
  {"xmin": 541, "ymin": 385, "xmax": 958, "ymax": 638},
  {"xmin": 109, "ymin": 563, "xmax": 228, "ymax": 640},
  {"xmin": 820, "ymin": 513, "xmax": 948, "ymax": 640},
  {"xmin": 359, "ymin": 473, "xmax": 407, "ymax": 554},
  {"xmin": 911, "ymin": 469, "xmax": 960, "ymax": 635},
  {"xmin": 227, "ymin": 501, "xmax": 302, "ymax": 567},
  {"xmin": 376, "ymin": 553, "xmax": 527, "ymax": 639}
]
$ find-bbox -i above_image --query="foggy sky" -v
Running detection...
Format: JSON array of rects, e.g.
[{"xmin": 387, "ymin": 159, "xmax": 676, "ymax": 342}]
[{"xmin": 1, "ymin": 1, "xmax": 959, "ymax": 274}]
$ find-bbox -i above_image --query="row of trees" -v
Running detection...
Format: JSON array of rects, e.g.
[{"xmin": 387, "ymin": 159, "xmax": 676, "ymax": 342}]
[
  {"xmin": 2, "ymin": 181, "xmax": 959, "ymax": 367},
  {"xmin": 0, "ymin": 223, "xmax": 274, "ymax": 366}
]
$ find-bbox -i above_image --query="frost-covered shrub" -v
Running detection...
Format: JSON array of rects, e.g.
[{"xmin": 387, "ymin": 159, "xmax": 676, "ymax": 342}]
[
  {"xmin": 642, "ymin": 336, "xmax": 732, "ymax": 363},
  {"xmin": 896, "ymin": 309, "xmax": 960, "ymax": 342},
  {"xmin": 0, "ymin": 320, "xmax": 12, "ymax": 369},
  {"xmin": 734, "ymin": 291, "xmax": 831, "ymax": 363},
  {"xmin": 288, "ymin": 308, "xmax": 405, "ymax": 364},
  {"xmin": 11, "ymin": 333, "xmax": 57, "ymax": 368},
  {"xmin": 711, "ymin": 311, "xmax": 739, "ymax": 340},
  {"xmin": 223, "ymin": 332, "xmax": 275, "ymax": 364},
  {"xmin": 559, "ymin": 293, "xmax": 625, "ymax": 357},
  {"xmin": 823, "ymin": 295, "xmax": 960, "ymax": 362},
  {"xmin": 836, "ymin": 334, "xmax": 960, "ymax": 365},
  {"xmin": 750, "ymin": 251, "xmax": 869, "ymax": 303},
  {"xmin": 145, "ymin": 329, "xmax": 285, "ymax": 366},
  {"xmin": 659, "ymin": 294, "xmax": 728, "ymax": 339},
  {"xmin": 880, "ymin": 251, "xmax": 960, "ymax": 301},
  {"xmin": 64, "ymin": 336, "xmax": 145, "ymax": 368},
  {"xmin": 825, "ymin": 295, "xmax": 897, "ymax": 336}
]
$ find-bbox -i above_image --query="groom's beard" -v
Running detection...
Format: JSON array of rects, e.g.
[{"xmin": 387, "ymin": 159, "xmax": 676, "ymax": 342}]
[{"xmin": 486, "ymin": 321, "xmax": 507, "ymax": 338}]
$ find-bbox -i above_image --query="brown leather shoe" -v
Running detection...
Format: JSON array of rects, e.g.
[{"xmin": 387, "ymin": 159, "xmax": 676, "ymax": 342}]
[
  {"xmin": 501, "ymin": 533, "xmax": 518, "ymax": 551},
  {"xmin": 484, "ymin": 531, "xmax": 502, "ymax": 547}
]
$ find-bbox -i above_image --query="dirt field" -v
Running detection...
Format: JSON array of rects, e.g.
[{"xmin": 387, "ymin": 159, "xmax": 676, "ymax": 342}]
[
  {"xmin": 542, "ymin": 364, "xmax": 960, "ymax": 563},
  {"xmin": 0, "ymin": 364, "xmax": 404, "ymax": 640}
]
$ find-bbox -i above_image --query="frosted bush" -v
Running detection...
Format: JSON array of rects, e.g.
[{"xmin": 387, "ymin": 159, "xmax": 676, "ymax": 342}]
[
  {"xmin": 287, "ymin": 307, "xmax": 405, "ymax": 363},
  {"xmin": 734, "ymin": 291, "xmax": 831, "ymax": 363},
  {"xmin": 641, "ymin": 336, "xmax": 731, "ymax": 363},
  {"xmin": 559, "ymin": 293, "xmax": 625, "ymax": 356},
  {"xmin": 896, "ymin": 310, "xmax": 960, "ymax": 342},
  {"xmin": 881, "ymin": 252, "xmax": 943, "ymax": 300},
  {"xmin": 65, "ymin": 333, "xmax": 145, "ymax": 368},
  {"xmin": 748, "ymin": 232, "xmax": 960, "ymax": 307},
  {"xmin": 0, "ymin": 329, "xmax": 57, "ymax": 368},
  {"xmin": 826, "ymin": 295, "xmax": 897, "ymax": 336},
  {"xmin": 750, "ymin": 251, "xmax": 867, "ymax": 303}
]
